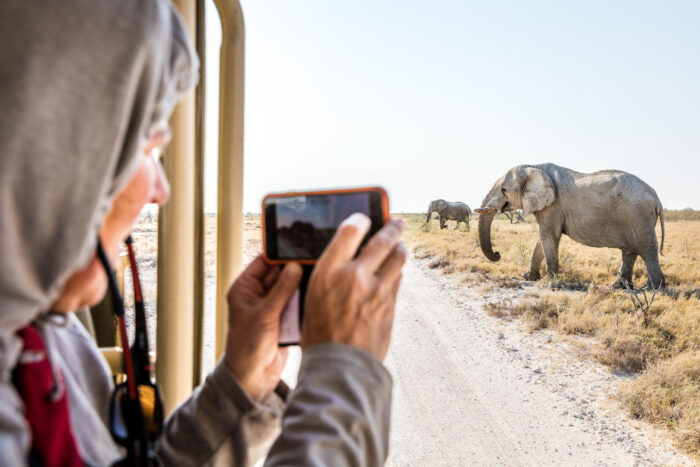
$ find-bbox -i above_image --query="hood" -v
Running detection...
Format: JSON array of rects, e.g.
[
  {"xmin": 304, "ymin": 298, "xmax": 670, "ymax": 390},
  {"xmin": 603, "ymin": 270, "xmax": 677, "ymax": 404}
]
[{"xmin": 0, "ymin": 0, "xmax": 198, "ymax": 375}]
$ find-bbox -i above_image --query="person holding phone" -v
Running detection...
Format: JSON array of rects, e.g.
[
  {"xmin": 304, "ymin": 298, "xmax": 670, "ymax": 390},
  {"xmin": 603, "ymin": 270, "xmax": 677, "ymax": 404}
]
[
  {"xmin": 0, "ymin": 0, "xmax": 406, "ymax": 465},
  {"xmin": 160, "ymin": 214, "xmax": 406, "ymax": 465}
]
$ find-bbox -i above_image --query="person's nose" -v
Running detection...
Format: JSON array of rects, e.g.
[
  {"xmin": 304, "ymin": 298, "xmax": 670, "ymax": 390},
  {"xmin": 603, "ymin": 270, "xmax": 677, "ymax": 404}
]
[{"xmin": 151, "ymin": 162, "xmax": 170, "ymax": 206}]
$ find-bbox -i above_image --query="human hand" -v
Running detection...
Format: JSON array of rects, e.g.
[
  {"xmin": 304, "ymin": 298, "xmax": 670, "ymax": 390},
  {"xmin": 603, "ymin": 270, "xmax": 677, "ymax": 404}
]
[
  {"xmin": 301, "ymin": 214, "xmax": 407, "ymax": 360},
  {"xmin": 225, "ymin": 255, "xmax": 302, "ymax": 402}
]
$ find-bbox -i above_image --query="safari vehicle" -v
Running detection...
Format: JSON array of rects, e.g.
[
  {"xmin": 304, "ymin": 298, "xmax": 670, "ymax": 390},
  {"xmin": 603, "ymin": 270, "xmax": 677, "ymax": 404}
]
[{"xmin": 93, "ymin": 0, "xmax": 246, "ymax": 415}]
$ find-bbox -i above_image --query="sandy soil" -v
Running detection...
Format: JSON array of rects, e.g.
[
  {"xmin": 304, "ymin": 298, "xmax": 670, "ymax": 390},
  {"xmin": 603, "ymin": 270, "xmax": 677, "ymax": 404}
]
[{"xmin": 383, "ymin": 256, "xmax": 693, "ymax": 466}]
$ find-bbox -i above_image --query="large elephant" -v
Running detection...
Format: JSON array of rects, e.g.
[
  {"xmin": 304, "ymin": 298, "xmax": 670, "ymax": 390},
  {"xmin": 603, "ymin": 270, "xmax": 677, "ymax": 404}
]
[
  {"xmin": 475, "ymin": 163, "xmax": 665, "ymax": 288},
  {"xmin": 425, "ymin": 199, "xmax": 472, "ymax": 230}
]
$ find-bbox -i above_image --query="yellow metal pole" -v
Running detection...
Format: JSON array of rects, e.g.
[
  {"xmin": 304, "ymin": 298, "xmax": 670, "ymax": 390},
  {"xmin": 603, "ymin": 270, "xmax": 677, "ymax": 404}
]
[
  {"xmin": 213, "ymin": 0, "xmax": 245, "ymax": 361},
  {"xmin": 157, "ymin": 0, "xmax": 197, "ymax": 415}
]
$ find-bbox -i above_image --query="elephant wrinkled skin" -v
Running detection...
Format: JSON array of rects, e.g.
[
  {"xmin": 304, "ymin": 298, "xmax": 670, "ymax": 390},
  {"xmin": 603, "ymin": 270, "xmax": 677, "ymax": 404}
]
[
  {"xmin": 425, "ymin": 199, "xmax": 472, "ymax": 230},
  {"xmin": 476, "ymin": 163, "xmax": 665, "ymax": 288}
]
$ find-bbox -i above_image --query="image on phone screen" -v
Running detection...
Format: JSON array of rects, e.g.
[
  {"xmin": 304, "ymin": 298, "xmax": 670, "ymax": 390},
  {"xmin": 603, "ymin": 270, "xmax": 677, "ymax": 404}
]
[{"xmin": 264, "ymin": 190, "xmax": 385, "ymax": 261}]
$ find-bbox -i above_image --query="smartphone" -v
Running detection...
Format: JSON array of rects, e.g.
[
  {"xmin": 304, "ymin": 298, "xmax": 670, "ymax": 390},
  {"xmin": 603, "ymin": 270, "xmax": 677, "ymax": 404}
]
[
  {"xmin": 278, "ymin": 289, "xmax": 301, "ymax": 346},
  {"xmin": 262, "ymin": 187, "xmax": 390, "ymax": 264},
  {"xmin": 262, "ymin": 187, "xmax": 390, "ymax": 345}
]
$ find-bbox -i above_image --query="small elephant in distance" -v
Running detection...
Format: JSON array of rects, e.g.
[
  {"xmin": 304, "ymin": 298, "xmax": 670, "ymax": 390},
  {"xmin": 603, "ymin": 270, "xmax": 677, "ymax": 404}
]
[
  {"xmin": 503, "ymin": 210, "xmax": 525, "ymax": 224},
  {"xmin": 425, "ymin": 199, "xmax": 472, "ymax": 230},
  {"xmin": 475, "ymin": 163, "xmax": 666, "ymax": 288}
]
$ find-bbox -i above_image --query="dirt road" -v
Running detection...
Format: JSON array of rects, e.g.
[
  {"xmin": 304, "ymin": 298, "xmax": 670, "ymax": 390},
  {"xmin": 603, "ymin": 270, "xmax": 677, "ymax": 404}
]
[
  {"xmin": 383, "ymin": 257, "xmax": 693, "ymax": 466},
  {"xmin": 272, "ymin": 253, "xmax": 693, "ymax": 465}
]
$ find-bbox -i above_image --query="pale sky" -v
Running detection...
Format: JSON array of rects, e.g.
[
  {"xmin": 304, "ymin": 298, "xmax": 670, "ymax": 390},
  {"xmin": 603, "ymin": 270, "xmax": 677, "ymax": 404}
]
[{"xmin": 204, "ymin": 0, "xmax": 699, "ymax": 213}]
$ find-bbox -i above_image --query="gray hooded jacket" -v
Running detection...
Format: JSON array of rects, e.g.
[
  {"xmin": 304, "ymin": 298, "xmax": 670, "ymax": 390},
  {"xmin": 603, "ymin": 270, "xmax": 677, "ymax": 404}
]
[{"xmin": 0, "ymin": 1, "xmax": 392, "ymax": 465}]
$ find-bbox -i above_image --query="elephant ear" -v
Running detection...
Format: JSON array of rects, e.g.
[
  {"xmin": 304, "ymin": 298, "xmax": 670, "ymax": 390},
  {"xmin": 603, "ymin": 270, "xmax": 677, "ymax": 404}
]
[{"xmin": 521, "ymin": 168, "xmax": 556, "ymax": 216}]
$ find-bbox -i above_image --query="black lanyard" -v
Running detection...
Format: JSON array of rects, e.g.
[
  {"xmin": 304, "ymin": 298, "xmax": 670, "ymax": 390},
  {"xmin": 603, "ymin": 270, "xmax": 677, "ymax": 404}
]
[{"xmin": 97, "ymin": 236, "xmax": 162, "ymax": 466}]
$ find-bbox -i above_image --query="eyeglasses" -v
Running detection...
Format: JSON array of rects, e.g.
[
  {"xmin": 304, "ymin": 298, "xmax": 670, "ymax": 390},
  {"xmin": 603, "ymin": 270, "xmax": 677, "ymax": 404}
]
[
  {"xmin": 144, "ymin": 123, "xmax": 171, "ymax": 164},
  {"xmin": 97, "ymin": 236, "xmax": 163, "ymax": 466},
  {"xmin": 149, "ymin": 147, "xmax": 163, "ymax": 164}
]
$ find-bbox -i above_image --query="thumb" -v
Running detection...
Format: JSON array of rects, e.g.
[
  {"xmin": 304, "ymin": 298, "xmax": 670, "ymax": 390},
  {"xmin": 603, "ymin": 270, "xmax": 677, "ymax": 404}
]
[{"xmin": 263, "ymin": 262, "xmax": 302, "ymax": 315}]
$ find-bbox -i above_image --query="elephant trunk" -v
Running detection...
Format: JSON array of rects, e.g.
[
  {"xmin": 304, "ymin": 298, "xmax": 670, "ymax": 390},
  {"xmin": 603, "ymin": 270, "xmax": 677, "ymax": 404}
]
[{"xmin": 478, "ymin": 210, "xmax": 501, "ymax": 262}]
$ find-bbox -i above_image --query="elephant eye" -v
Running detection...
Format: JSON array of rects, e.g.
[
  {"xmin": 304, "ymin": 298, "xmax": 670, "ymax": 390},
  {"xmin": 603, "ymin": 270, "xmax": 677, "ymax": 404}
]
[{"xmin": 501, "ymin": 187, "xmax": 506, "ymax": 193}]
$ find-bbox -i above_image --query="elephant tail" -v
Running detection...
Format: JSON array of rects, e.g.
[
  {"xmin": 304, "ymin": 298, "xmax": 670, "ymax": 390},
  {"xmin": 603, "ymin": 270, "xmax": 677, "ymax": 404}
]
[{"xmin": 657, "ymin": 203, "xmax": 665, "ymax": 255}]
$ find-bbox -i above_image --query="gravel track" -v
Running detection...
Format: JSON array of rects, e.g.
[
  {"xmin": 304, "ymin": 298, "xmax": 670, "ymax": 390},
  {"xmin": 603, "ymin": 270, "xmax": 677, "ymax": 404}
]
[{"xmin": 384, "ymin": 257, "xmax": 693, "ymax": 466}]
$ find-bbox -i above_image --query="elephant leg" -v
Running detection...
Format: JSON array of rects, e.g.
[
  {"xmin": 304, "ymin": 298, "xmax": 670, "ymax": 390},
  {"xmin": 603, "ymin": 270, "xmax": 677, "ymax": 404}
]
[
  {"xmin": 453, "ymin": 218, "xmax": 461, "ymax": 230},
  {"xmin": 540, "ymin": 233, "xmax": 561, "ymax": 278},
  {"xmin": 612, "ymin": 249, "xmax": 637, "ymax": 289},
  {"xmin": 440, "ymin": 215, "xmax": 446, "ymax": 229},
  {"xmin": 524, "ymin": 238, "xmax": 544, "ymax": 281},
  {"xmin": 641, "ymin": 250, "xmax": 665, "ymax": 289}
]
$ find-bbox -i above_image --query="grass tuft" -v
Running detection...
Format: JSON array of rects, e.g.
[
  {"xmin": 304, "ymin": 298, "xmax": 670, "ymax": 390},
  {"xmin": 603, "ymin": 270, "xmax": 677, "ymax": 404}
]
[{"xmin": 620, "ymin": 351, "xmax": 700, "ymax": 455}]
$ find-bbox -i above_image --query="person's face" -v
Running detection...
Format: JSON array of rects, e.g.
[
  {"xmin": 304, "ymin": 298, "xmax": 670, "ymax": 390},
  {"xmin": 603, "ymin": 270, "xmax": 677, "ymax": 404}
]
[{"xmin": 51, "ymin": 126, "xmax": 171, "ymax": 312}]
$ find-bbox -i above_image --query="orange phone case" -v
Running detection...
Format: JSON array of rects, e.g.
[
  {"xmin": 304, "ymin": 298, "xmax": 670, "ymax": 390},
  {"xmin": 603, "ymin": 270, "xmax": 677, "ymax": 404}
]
[{"xmin": 262, "ymin": 186, "xmax": 390, "ymax": 265}]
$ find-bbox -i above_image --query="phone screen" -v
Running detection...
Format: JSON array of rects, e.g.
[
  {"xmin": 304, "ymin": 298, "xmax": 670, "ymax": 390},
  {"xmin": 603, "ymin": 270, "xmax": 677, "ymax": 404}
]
[
  {"xmin": 264, "ymin": 190, "xmax": 386, "ymax": 261},
  {"xmin": 278, "ymin": 289, "xmax": 301, "ymax": 346}
]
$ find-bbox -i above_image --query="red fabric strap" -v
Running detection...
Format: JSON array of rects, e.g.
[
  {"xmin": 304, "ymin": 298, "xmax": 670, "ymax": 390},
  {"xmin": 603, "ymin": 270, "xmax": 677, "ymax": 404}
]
[{"xmin": 13, "ymin": 325, "xmax": 82, "ymax": 467}]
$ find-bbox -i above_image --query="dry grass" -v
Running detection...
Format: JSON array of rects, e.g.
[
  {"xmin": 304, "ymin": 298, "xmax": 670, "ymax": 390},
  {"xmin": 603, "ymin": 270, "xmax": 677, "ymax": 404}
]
[
  {"xmin": 620, "ymin": 351, "xmax": 700, "ymax": 454},
  {"xmin": 404, "ymin": 212, "xmax": 700, "ymax": 458},
  {"xmin": 405, "ymin": 213, "xmax": 700, "ymax": 289}
]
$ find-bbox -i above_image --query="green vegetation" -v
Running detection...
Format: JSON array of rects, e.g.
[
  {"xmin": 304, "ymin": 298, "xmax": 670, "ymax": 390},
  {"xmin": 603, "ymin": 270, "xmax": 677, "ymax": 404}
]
[{"xmin": 665, "ymin": 209, "xmax": 700, "ymax": 222}]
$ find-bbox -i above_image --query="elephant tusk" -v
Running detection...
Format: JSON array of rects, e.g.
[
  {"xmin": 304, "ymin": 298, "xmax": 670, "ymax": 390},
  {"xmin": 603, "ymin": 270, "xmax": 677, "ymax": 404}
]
[{"xmin": 474, "ymin": 208, "xmax": 492, "ymax": 214}]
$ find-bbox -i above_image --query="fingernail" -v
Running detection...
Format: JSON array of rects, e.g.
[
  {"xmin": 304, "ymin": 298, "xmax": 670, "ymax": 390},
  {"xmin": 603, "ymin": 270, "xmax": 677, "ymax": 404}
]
[
  {"xmin": 284, "ymin": 262, "xmax": 302, "ymax": 279},
  {"xmin": 343, "ymin": 212, "xmax": 371, "ymax": 229}
]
